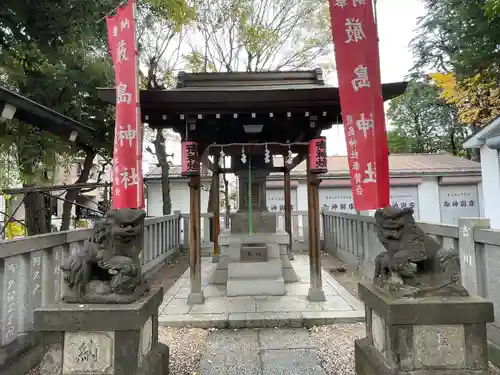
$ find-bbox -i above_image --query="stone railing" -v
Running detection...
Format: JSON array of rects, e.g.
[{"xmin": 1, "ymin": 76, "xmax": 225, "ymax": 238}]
[
  {"xmin": 0, "ymin": 214, "xmax": 181, "ymax": 373},
  {"xmin": 1, "ymin": 209, "xmax": 318, "ymax": 374},
  {"xmin": 322, "ymin": 210, "xmax": 500, "ymax": 364}
]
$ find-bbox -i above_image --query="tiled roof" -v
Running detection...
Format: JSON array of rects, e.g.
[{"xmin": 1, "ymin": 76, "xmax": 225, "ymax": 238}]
[
  {"xmin": 145, "ymin": 153, "xmax": 480, "ymax": 179},
  {"xmin": 288, "ymin": 153, "xmax": 481, "ymax": 176}
]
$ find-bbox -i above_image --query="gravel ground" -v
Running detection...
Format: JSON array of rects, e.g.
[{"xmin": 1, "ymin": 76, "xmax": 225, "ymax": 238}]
[
  {"xmin": 158, "ymin": 327, "xmax": 209, "ymax": 375},
  {"xmin": 311, "ymin": 323, "xmax": 365, "ymax": 375}
]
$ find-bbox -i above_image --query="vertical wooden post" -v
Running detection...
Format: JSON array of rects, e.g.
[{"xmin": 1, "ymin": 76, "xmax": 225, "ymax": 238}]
[
  {"xmin": 306, "ymin": 154, "xmax": 325, "ymax": 301},
  {"xmin": 284, "ymin": 162, "xmax": 294, "ymax": 260},
  {"xmin": 212, "ymin": 157, "xmax": 221, "ymax": 263},
  {"xmin": 187, "ymin": 174, "xmax": 204, "ymax": 305}
]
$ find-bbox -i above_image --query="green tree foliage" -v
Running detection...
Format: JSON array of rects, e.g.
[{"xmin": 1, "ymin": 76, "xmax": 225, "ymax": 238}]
[
  {"xmin": 484, "ymin": 0, "xmax": 500, "ymax": 16},
  {"xmin": 387, "ymin": 79, "xmax": 468, "ymax": 157},
  {"xmin": 0, "ymin": 0, "xmax": 119, "ymax": 233},
  {"xmin": 411, "ymin": 0, "xmax": 500, "ymax": 78},
  {"xmin": 411, "ymin": 0, "xmax": 500, "ymax": 162}
]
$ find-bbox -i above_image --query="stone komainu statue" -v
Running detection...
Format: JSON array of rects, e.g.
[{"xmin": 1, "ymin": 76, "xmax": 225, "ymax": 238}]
[
  {"xmin": 373, "ymin": 206, "xmax": 468, "ymax": 298},
  {"xmin": 60, "ymin": 208, "xmax": 149, "ymax": 303}
]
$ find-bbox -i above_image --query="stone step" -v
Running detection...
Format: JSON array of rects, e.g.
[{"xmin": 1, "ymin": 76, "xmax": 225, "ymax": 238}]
[
  {"xmin": 226, "ymin": 277, "xmax": 285, "ymax": 297},
  {"xmin": 227, "ymin": 260, "xmax": 282, "ymax": 280}
]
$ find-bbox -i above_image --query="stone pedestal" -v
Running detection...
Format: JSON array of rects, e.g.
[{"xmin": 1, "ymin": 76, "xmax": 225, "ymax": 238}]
[
  {"xmin": 355, "ymin": 281, "xmax": 494, "ymax": 375},
  {"xmin": 230, "ymin": 212, "xmax": 277, "ymax": 234},
  {"xmin": 209, "ymin": 229, "xmax": 299, "ymax": 292},
  {"xmin": 34, "ymin": 287, "xmax": 168, "ymax": 375}
]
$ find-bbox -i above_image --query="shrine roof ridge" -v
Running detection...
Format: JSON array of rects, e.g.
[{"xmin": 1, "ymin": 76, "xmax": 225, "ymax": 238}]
[{"xmin": 176, "ymin": 69, "xmax": 325, "ymax": 88}]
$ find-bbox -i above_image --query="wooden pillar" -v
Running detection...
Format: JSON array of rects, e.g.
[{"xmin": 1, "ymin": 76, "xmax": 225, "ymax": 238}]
[
  {"xmin": 212, "ymin": 159, "xmax": 221, "ymax": 263},
  {"xmin": 187, "ymin": 174, "xmax": 204, "ymax": 304},
  {"xmin": 284, "ymin": 164, "xmax": 294, "ymax": 260},
  {"xmin": 306, "ymin": 154, "xmax": 325, "ymax": 301}
]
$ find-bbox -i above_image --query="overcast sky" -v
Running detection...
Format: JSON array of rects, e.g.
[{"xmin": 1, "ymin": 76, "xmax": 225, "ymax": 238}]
[{"xmin": 143, "ymin": 0, "xmax": 427, "ymax": 170}]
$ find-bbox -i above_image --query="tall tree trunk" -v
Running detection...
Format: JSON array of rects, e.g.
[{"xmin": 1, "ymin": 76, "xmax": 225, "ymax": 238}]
[
  {"xmin": 152, "ymin": 129, "xmax": 171, "ymax": 215},
  {"xmin": 23, "ymin": 188, "xmax": 49, "ymax": 235},
  {"xmin": 60, "ymin": 148, "xmax": 96, "ymax": 231},
  {"xmin": 449, "ymin": 132, "xmax": 458, "ymax": 155},
  {"xmin": 20, "ymin": 162, "xmax": 49, "ymax": 236}
]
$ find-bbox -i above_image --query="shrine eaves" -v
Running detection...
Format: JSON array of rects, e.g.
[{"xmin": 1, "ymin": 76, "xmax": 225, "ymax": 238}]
[{"xmin": 98, "ymin": 69, "xmax": 407, "ymax": 147}]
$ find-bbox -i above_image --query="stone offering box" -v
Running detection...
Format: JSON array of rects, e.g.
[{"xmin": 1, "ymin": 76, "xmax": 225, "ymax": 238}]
[
  {"xmin": 34, "ymin": 287, "xmax": 168, "ymax": 375},
  {"xmin": 355, "ymin": 281, "xmax": 494, "ymax": 375}
]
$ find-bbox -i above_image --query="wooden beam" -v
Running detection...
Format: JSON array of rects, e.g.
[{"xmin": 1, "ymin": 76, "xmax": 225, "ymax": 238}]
[
  {"xmin": 187, "ymin": 174, "xmax": 204, "ymax": 305},
  {"xmin": 286, "ymin": 127, "xmax": 323, "ymax": 171},
  {"xmin": 286, "ymin": 153, "xmax": 307, "ymax": 172},
  {"xmin": 1, "ymin": 182, "xmax": 111, "ymax": 195},
  {"xmin": 207, "ymin": 143, "xmax": 308, "ymax": 155},
  {"xmin": 284, "ymin": 162, "xmax": 293, "ymax": 260},
  {"xmin": 219, "ymin": 166, "xmax": 284, "ymax": 174},
  {"xmin": 212, "ymin": 155, "xmax": 221, "ymax": 261},
  {"xmin": 306, "ymin": 154, "xmax": 325, "ymax": 302},
  {"xmin": 201, "ymin": 148, "xmax": 217, "ymax": 172}
]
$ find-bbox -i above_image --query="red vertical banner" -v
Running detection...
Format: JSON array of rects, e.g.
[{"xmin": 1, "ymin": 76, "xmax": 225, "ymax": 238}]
[
  {"xmin": 106, "ymin": 0, "xmax": 144, "ymax": 210},
  {"xmin": 328, "ymin": 0, "xmax": 390, "ymax": 211}
]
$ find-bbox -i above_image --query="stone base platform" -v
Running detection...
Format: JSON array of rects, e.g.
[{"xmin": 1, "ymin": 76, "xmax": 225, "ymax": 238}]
[
  {"xmin": 34, "ymin": 287, "xmax": 168, "ymax": 375},
  {"xmin": 159, "ymin": 255, "xmax": 364, "ymax": 328},
  {"xmin": 210, "ymin": 230, "xmax": 299, "ymax": 286},
  {"xmin": 355, "ymin": 281, "xmax": 495, "ymax": 375}
]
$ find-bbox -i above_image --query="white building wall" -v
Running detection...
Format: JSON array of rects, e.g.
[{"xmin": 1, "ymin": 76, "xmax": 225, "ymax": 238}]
[
  {"xmin": 146, "ymin": 180, "xmax": 211, "ymax": 216},
  {"xmin": 296, "ymin": 182, "xmax": 308, "ymax": 211},
  {"xmin": 146, "ymin": 176, "xmax": 483, "ymax": 225},
  {"xmin": 480, "ymin": 145, "xmax": 500, "ymax": 228},
  {"xmin": 478, "ymin": 182, "xmax": 485, "ymax": 217},
  {"xmin": 417, "ymin": 177, "xmax": 441, "ymax": 223},
  {"xmin": 266, "ymin": 188, "xmax": 298, "ymax": 211}
]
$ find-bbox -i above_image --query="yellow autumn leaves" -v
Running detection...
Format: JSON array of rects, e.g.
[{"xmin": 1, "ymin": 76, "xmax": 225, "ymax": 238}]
[{"xmin": 430, "ymin": 71, "xmax": 500, "ymax": 127}]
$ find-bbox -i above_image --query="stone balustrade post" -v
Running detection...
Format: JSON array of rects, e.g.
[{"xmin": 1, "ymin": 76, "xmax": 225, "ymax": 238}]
[
  {"xmin": 203, "ymin": 216, "xmax": 211, "ymax": 244},
  {"xmin": 458, "ymin": 217, "xmax": 490, "ymax": 296},
  {"xmin": 174, "ymin": 210, "xmax": 181, "ymax": 247},
  {"xmin": 182, "ymin": 215, "xmax": 190, "ymax": 250},
  {"xmin": 302, "ymin": 212, "xmax": 309, "ymax": 246}
]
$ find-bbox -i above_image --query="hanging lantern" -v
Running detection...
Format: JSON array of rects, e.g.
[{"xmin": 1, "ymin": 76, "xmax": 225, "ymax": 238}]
[
  {"xmin": 308, "ymin": 137, "xmax": 327, "ymax": 173},
  {"xmin": 181, "ymin": 141, "xmax": 200, "ymax": 176}
]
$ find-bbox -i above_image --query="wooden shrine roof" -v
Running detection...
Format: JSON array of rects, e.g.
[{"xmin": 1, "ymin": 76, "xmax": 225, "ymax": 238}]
[
  {"xmin": 0, "ymin": 85, "xmax": 96, "ymax": 148},
  {"xmin": 98, "ymin": 70, "xmax": 407, "ymax": 146}
]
